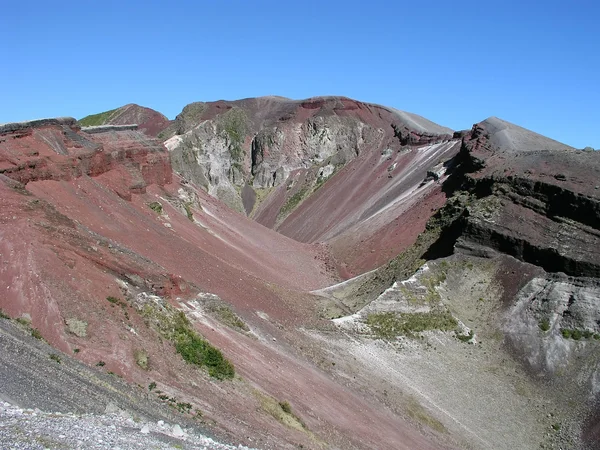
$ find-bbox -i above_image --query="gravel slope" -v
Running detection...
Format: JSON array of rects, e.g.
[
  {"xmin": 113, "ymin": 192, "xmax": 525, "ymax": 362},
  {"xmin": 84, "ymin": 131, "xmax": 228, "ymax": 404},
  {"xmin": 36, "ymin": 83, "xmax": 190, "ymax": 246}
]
[{"xmin": 0, "ymin": 318, "xmax": 251, "ymax": 449}]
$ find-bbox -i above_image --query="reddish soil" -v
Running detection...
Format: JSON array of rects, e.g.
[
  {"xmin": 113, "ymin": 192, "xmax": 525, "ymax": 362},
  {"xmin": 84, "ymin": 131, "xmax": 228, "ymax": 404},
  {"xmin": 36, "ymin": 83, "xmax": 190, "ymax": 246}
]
[
  {"xmin": 271, "ymin": 141, "xmax": 461, "ymax": 276},
  {"xmin": 0, "ymin": 119, "xmax": 452, "ymax": 449},
  {"xmin": 95, "ymin": 104, "xmax": 172, "ymax": 137}
]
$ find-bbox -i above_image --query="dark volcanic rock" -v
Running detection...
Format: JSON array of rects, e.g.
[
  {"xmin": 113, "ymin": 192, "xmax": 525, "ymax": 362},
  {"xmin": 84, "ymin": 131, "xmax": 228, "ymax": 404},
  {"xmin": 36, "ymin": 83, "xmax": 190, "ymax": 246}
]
[{"xmin": 442, "ymin": 117, "xmax": 600, "ymax": 278}]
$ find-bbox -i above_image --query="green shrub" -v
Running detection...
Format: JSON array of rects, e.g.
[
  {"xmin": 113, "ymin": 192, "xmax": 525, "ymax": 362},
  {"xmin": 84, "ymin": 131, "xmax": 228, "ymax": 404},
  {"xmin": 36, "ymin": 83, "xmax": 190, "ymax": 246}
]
[
  {"xmin": 107, "ymin": 296, "xmax": 119, "ymax": 304},
  {"xmin": 279, "ymin": 401, "xmax": 292, "ymax": 414},
  {"xmin": 183, "ymin": 202, "xmax": 194, "ymax": 221},
  {"xmin": 539, "ymin": 318, "xmax": 550, "ymax": 332},
  {"xmin": 134, "ymin": 349, "xmax": 149, "ymax": 370},
  {"xmin": 49, "ymin": 354, "xmax": 61, "ymax": 364},
  {"xmin": 96, "ymin": 360, "xmax": 106, "ymax": 367},
  {"xmin": 175, "ymin": 331, "xmax": 234, "ymax": 380},
  {"xmin": 367, "ymin": 311, "xmax": 457, "ymax": 339},
  {"xmin": 148, "ymin": 382, "xmax": 157, "ymax": 391},
  {"xmin": 0, "ymin": 309, "xmax": 9, "ymax": 319},
  {"xmin": 176, "ymin": 402, "xmax": 193, "ymax": 414},
  {"xmin": 148, "ymin": 202, "xmax": 163, "ymax": 214},
  {"xmin": 456, "ymin": 330, "xmax": 474, "ymax": 342},
  {"xmin": 142, "ymin": 307, "xmax": 235, "ymax": 380},
  {"xmin": 571, "ymin": 329, "xmax": 583, "ymax": 340},
  {"xmin": 31, "ymin": 329, "xmax": 43, "ymax": 340},
  {"xmin": 561, "ymin": 329, "xmax": 572, "ymax": 339}
]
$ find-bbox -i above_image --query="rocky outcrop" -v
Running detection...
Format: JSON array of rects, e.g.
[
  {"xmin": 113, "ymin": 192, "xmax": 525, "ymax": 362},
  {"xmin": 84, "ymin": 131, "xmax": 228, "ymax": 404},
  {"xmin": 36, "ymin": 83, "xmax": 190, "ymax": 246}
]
[
  {"xmin": 0, "ymin": 118, "xmax": 172, "ymax": 198},
  {"xmin": 164, "ymin": 96, "xmax": 453, "ymax": 215},
  {"xmin": 449, "ymin": 118, "xmax": 600, "ymax": 278},
  {"xmin": 82, "ymin": 124, "xmax": 138, "ymax": 133}
]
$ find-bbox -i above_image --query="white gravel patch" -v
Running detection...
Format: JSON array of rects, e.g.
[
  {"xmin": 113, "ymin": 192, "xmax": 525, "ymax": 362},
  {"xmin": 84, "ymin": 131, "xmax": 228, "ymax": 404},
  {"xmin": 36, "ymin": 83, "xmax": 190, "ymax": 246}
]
[{"xmin": 0, "ymin": 401, "xmax": 254, "ymax": 450}]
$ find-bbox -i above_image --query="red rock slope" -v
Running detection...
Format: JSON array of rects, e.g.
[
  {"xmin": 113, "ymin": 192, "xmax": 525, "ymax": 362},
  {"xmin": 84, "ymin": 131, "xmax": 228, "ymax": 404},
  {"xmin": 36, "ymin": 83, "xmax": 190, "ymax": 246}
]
[{"xmin": 0, "ymin": 118, "xmax": 451, "ymax": 449}]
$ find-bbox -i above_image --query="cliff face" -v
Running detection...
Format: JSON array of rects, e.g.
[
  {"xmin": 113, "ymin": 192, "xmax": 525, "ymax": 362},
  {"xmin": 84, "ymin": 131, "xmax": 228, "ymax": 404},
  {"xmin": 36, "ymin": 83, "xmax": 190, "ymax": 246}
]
[
  {"xmin": 164, "ymin": 96, "xmax": 459, "ymax": 276},
  {"xmin": 0, "ymin": 119, "xmax": 172, "ymax": 200},
  {"xmin": 163, "ymin": 96, "xmax": 454, "ymax": 213},
  {"xmin": 455, "ymin": 117, "xmax": 600, "ymax": 278}
]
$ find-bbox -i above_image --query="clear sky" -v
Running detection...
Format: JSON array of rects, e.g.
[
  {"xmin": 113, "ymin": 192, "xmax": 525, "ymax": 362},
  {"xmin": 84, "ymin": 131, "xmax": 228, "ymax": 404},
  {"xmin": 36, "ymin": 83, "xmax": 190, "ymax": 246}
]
[{"xmin": 1, "ymin": 1, "xmax": 598, "ymax": 148}]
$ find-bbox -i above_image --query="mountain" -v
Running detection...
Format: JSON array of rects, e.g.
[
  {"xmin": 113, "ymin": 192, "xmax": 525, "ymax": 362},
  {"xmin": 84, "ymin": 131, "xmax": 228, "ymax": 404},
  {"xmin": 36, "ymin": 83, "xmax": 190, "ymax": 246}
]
[
  {"xmin": 1, "ymin": 99, "xmax": 599, "ymax": 450},
  {"xmin": 79, "ymin": 104, "xmax": 171, "ymax": 137}
]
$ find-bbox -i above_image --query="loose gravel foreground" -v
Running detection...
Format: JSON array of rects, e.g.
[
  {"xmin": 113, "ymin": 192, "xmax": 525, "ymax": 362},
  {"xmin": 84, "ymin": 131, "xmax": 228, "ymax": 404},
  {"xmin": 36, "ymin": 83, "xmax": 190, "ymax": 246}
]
[
  {"xmin": 0, "ymin": 318, "xmax": 253, "ymax": 450},
  {"xmin": 0, "ymin": 401, "xmax": 252, "ymax": 450}
]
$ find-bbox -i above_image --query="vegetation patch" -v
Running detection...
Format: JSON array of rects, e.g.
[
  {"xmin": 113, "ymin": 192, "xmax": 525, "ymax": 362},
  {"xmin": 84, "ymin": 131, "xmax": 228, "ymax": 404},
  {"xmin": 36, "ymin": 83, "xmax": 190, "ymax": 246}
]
[
  {"xmin": 31, "ymin": 328, "xmax": 43, "ymax": 340},
  {"xmin": 140, "ymin": 304, "xmax": 234, "ymax": 380},
  {"xmin": 406, "ymin": 397, "xmax": 447, "ymax": 434},
  {"xmin": 253, "ymin": 390, "xmax": 307, "ymax": 433},
  {"xmin": 49, "ymin": 353, "xmax": 61, "ymax": 364},
  {"xmin": 78, "ymin": 108, "xmax": 119, "ymax": 127},
  {"xmin": 539, "ymin": 318, "xmax": 550, "ymax": 332},
  {"xmin": 134, "ymin": 349, "xmax": 149, "ymax": 370},
  {"xmin": 0, "ymin": 309, "xmax": 9, "ymax": 319},
  {"xmin": 560, "ymin": 328, "xmax": 597, "ymax": 341},
  {"xmin": 218, "ymin": 108, "xmax": 248, "ymax": 164},
  {"xmin": 205, "ymin": 303, "xmax": 249, "ymax": 332},
  {"xmin": 366, "ymin": 310, "xmax": 457, "ymax": 339},
  {"xmin": 183, "ymin": 202, "xmax": 194, "ymax": 221},
  {"xmin": 66, "ymin": 318, "xmax": 88, "ymax": 337},
  {"xmin": 352, "ymin": 192, "xmax": 472, "ymax": 312},
  {"xmin": 147, "ymin": 201, "xmax": 163, "ymax": 214},
  {"xmin": 456, "ymin": 330, "xmax": 474, "ymax": 342},
  {"xmin": 279, "ymin": 187, "xmax": 308, "ymax": 218}
]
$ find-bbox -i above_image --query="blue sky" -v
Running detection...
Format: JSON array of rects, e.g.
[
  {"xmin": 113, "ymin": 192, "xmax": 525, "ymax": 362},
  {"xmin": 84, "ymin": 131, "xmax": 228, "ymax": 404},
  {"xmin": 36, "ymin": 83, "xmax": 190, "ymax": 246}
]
[{"xmin": 1, "ymin": 1, "xmax": 598, "ymax": 148}]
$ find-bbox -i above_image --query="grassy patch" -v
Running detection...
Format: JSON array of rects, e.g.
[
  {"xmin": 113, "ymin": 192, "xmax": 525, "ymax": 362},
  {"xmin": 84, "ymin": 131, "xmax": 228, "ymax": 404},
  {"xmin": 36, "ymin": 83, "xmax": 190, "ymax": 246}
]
[
  {"xmin": 205, "ymin": 304, "xmax": 249, "ymax": 332},
  {"xmin": 218, "ymin": 108, "xmax": 247, "ymax": 164},
  {"xmin": 561, "ymin": 328, "xmax": 597, "ymax": 340},
  {"xmin": 254, "ymin": 390, "xmax": 307, "ymax": 433},
  {"xmin": 31, "ymin": 328, "xmax": 43, "ymax": 340},
  {"xmin": 0, "ymin": 309, "xmax": 9, "ymax": 319},
  {"xmin": 134, "ymin": 349, "xmax": 149, "ymax": 370},
  {"xmin": 78, "ymin": 108, "xmax": 119, "ymax": 127},
  {"xmin": 279, "ymin": 401, "xmax": 292, "ymax": 414},
  {"xmin": 539, "ymin": 318, "xmax": 550, "ymax": 332},
  {"xmin": 66, "ymin": 318, "xmax": 88, "ymax": 337},
  {"xmin": 183, "ymin": 202, "xmax": 194, "ymax": 221},
  {"xmin": 140, "ymin": 305, "xmax": 234, "ymax": 380},
  {"xmin": 148, "ymin": 201, "xmax": 163, "ymax": 214},
  {"xmin": 456, "ymin": 330, "xmax": 474, "ymax": 342},
  {"xmin": 366, "ymin": 310, "xmax": 457, "ymax": 339},
  {"xmin": 406, "ymin": 397, "xmax": 447, "ymax": 434},
  {"xmin": 279, "ymin": 187, "xmax": 308, "ymax": 218}
]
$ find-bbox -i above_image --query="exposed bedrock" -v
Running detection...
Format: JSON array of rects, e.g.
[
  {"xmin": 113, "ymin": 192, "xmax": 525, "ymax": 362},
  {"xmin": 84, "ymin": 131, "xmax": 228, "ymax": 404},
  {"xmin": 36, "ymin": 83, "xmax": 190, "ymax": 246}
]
[
  {"xmin": 422, "ymin": 118, "xmax": 600, "ymax": 279},
  {"xmin": 164, "ymin": 96, "xmax": 453, "ymax": 215},
  {"xmin": 0, "ymin": 119, "xmax": 172, "ymax": 198}
]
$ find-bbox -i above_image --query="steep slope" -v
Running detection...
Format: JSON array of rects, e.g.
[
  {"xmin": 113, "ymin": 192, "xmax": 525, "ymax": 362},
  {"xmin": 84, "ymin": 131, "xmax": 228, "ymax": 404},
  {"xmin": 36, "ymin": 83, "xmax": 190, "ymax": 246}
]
[
  {"xmin": 79, "ymin": 104, "xmax": 171, "ymax": 137},
  {"xmin": 321, "ymin": 117, "xmax": 600, "ymax": 449},
  {"xmin": 3, "ymin": 105, "xmax": 600, "ymax": 449},
  {"xmin": 164, "ymin": 96, "xmax": 459, "ymax": 276},
  {"xmin": 0, "ymin": 118, "xmax": 456, "ymax": 449}
]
